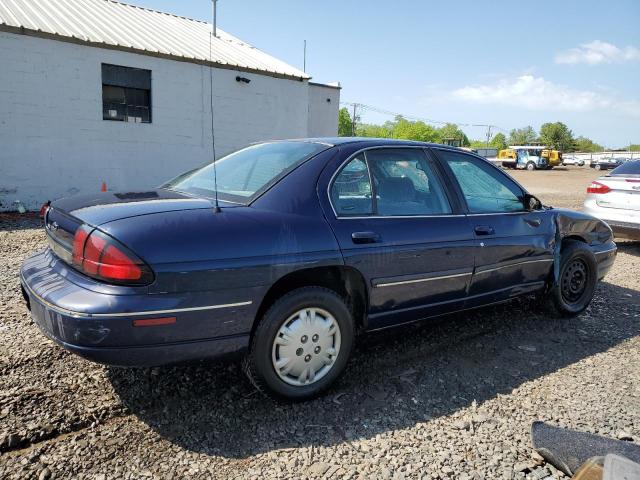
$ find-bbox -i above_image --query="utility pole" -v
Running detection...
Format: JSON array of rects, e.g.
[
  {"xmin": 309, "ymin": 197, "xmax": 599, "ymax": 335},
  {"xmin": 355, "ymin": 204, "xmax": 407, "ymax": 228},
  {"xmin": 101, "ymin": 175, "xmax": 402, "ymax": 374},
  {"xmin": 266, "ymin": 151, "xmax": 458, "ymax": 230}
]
[
  {"xmin": 351, "ymin": 103, "xmax": 358, "ymax": 136},
  {"xmin": 212, "ymin": 0, "xmax": 218, "ymax": 37},
  {"xmin": 485, "ymin": 125, "xmax": 492, "ymax": 147},
  {"xmin": 303, "ymin": 40, "xmax": 306, "ymax": 73}
]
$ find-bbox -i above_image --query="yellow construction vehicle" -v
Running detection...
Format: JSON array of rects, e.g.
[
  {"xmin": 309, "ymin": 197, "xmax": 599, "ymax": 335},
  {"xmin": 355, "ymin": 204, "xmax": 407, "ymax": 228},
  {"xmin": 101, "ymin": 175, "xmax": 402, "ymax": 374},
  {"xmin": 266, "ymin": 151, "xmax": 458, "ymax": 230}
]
[
  {"xmin": 498, "ymin": 146, "xmax": 562, "ymax": 170},
  {"xmin": 541, "ymin": 149, "xmax": 563, "ymax": 168}
]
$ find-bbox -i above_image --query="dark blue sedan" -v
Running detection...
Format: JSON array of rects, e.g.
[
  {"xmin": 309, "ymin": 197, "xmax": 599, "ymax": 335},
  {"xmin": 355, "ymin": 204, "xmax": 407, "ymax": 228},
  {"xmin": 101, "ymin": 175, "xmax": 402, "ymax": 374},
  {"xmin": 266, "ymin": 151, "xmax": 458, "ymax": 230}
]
[{"xmin": 21, "ymin": 138, "xmax": 617, "ymax": 400}]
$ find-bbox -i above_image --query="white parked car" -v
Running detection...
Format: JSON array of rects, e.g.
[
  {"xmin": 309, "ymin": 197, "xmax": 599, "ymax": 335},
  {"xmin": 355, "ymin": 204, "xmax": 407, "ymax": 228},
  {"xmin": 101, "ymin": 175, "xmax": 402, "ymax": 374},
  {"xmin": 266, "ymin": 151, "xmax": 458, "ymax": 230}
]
[
  {"xmin": 583, "ymin": 160, "xmax": 640, "ymax": 240},
  {"xmin": 562, "ymin": 155, "xmax": 585, "ymax": 166}
]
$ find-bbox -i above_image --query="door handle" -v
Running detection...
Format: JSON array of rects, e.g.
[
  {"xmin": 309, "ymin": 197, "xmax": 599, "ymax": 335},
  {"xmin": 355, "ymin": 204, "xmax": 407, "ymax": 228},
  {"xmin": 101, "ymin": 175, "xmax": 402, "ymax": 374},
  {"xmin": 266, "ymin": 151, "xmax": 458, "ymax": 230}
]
[
  {"xmin": 525, "ymin": 218, "xmax": 542, "ymax": 227},
  {"xmin": 351, "ymin": 231, "xmax": 380, "ymax": 244},
  {"xmin": 474, "ymin": 225, "xmax": 495, "ymax": 236}
]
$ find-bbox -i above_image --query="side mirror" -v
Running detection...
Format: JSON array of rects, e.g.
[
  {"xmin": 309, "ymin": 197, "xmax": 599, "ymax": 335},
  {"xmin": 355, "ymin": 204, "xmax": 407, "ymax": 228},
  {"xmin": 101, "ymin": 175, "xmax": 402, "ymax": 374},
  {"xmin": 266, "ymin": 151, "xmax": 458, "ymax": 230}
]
[{"xmin": 524, "ymin": 193, "xmax": 542, "ymax": 211}]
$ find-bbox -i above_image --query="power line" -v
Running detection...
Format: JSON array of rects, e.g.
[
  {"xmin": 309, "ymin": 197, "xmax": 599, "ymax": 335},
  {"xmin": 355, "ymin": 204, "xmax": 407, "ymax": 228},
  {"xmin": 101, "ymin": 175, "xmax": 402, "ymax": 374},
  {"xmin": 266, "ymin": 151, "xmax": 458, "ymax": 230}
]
[{"xmin": 340, "ymin": 101, "xmax": 509, "ymax": 134}]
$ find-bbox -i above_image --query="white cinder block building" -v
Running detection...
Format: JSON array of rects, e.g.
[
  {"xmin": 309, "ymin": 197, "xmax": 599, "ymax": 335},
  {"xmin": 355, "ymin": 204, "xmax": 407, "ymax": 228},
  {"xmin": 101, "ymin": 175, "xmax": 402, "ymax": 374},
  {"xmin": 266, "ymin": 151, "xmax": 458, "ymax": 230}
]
[{"xmin": 0, "ymin": 0, "xmax": 340, "ymax": 211}]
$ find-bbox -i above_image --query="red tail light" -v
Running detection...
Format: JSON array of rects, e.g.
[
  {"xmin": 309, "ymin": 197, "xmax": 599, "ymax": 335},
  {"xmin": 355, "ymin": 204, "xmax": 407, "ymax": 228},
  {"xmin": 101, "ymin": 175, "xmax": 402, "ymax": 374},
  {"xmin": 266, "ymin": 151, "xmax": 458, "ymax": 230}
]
[
  {"xmin": 587, "ymin": 181, "xmax": 611, "ymax": 194},
  {"xmin": 72, "ymin": 225, "xmax": 152, "ymax": 285}
]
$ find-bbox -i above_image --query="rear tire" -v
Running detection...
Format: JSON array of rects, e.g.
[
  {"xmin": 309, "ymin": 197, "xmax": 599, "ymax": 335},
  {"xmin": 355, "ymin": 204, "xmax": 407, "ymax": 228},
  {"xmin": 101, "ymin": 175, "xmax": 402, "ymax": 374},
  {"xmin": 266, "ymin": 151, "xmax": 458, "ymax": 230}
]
[
  {"xmin": 595, "ymin": 164, "xmax": 602, "ymax": 170},
  {"xmin": 245, "ymin": 287, "xmax": 354, "ymax": 401},
  {"xmin": 545, "ymin": 240, "xmax": 598, "ymax": 317}
]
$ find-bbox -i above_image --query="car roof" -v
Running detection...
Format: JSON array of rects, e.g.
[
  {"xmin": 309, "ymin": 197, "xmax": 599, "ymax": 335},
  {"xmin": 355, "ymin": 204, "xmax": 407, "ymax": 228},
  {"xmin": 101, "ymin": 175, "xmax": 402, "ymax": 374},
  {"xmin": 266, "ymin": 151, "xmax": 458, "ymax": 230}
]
[{"xmin": 279, "ymin": 137, "xmax": 460, "ymax": 150}]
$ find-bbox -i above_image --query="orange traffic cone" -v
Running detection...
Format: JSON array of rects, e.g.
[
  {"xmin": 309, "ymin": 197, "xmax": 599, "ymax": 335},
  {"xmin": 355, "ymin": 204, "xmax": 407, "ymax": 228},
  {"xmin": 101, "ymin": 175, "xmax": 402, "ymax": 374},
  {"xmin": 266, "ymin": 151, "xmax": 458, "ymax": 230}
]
[{"xmin": 101, "ymin": 181, "xmax": 107, "ymax": 192}]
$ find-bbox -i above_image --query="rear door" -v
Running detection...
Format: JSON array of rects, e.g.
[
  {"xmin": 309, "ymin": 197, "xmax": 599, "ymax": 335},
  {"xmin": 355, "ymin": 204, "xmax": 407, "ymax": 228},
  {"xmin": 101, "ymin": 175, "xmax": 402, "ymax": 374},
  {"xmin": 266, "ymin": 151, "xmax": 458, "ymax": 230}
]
[
  {"xmin": 321, "ymin": 147, "xmax": 475, "ymax": 330},
  {"xmin": 432, "ymin": 148, "xmax": 555, "ymax": 306}
]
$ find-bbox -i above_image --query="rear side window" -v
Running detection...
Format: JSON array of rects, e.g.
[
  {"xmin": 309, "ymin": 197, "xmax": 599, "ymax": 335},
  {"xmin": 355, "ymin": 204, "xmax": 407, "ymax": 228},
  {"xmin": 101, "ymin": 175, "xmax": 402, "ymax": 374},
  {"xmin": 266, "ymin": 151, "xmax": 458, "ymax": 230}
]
[
  {"xmin": 331, "ymin": 155, "xmax": 373, "ymax": 216},
  {"xmin": 330, "ymin": 148, "xmax": 452, "ymax": 217},
  {"xmin": 437, "ymin": 150, "xmax": 525, "ymax": 213}
]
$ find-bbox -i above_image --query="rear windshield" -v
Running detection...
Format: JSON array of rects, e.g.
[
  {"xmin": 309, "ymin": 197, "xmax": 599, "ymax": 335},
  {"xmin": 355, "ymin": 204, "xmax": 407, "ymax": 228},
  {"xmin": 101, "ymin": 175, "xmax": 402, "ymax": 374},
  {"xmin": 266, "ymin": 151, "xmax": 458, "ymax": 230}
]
[
  {"xmin": 609, "ymin": 160, "xmax": 640, "ymax": 176},
  {"xmin": 163, "ymin": 142, "xmax": 329, "ymax": 204}
]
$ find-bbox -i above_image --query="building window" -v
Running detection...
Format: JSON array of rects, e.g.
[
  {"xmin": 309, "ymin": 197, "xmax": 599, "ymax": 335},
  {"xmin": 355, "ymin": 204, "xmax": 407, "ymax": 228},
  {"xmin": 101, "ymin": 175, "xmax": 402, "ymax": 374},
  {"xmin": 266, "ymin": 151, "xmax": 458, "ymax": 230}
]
[{"xmin": 102, "ymin": 64, "xmax": 151, "ymax": 123}]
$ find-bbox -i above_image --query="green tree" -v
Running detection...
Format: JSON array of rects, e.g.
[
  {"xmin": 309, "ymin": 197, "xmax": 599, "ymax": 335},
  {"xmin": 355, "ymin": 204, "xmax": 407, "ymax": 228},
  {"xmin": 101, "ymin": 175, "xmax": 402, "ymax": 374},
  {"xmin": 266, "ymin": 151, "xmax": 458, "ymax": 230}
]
[
  {"xmin": 490, "ymin": 133, "xmax": 507, "ymax": 150},
  {"xmin": 393, "ymin": 117, "xmax": 441, "ymax": 142},
  {"xmin": 469, "ymin": 139, "xmax": 487, "ymax": 149},
  {"xmin": 508, "ymin": 126, "xmax": 537, "ymax": 145},
  {"xmin": 338, "ymin": 107, "xmax": 353, "ymax": 137},
  {"xmin": 573, "ymin": 136, "xmax": 604, "ymax": 153},
  {"xmin": 357, "ymin": 122, "xmax": 393, "ymax": 138},
  {"xmin": 629, "ymin": 144, "xmax": 640, "ymax": 152},
  {"xmin": 539, "ymin": 122, "xmax": 574, "ymax": 151},
  {"xmin": 437, "ymin": 123, "xmax": 470, "ymax": 146}
]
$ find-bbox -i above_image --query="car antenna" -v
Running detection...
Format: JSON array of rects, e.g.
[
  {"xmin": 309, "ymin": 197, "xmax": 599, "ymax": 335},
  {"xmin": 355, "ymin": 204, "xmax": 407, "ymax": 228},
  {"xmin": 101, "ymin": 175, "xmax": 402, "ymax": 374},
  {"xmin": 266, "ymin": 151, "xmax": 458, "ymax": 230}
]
[{"xmin": 209, "ymin": 0, "xmax": 221, "ymax": 213}]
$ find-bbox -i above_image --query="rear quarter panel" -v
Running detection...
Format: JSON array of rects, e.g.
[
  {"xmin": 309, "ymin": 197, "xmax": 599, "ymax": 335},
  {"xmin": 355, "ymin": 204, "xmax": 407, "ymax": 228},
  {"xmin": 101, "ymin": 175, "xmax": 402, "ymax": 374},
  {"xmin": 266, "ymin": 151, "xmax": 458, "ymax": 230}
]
[{"xmin": 95, "ymin": 148, "xmax": 344, "ymax": 335}]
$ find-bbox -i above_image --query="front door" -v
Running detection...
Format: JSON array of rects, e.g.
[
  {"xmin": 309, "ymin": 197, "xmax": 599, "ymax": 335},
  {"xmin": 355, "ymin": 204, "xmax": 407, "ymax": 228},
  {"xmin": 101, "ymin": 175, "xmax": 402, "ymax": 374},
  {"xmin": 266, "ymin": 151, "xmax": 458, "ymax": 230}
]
[
  {"xmin": 432, "ymin": 148, "xmax": 555, "ymax": 307},
  {"xmin": 322, "ymin": 147, "xmax": 476, "ymax": 330}
]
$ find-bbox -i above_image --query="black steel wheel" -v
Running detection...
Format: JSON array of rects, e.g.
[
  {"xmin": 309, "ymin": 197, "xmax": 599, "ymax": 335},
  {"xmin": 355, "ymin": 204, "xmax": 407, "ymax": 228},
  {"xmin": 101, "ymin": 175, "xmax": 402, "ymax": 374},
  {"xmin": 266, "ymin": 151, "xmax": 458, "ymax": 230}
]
[
  {"xmin": 560, "ymin": 258, "xmax": 589, "ymax": 304},
  {"xmin": 546, "ymin": 240, "xmax": 598, "ymax": 317}
]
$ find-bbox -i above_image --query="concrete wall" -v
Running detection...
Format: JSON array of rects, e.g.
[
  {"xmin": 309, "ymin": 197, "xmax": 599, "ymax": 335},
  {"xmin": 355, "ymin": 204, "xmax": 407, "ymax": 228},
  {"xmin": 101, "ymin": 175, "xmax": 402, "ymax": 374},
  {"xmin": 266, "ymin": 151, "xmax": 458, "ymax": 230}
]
[
  {"xmin": 307, "ymin": 83, "xmax": 340, "ymax": 138},
  {"xmin": 0, "ymin": 32, "xmax": 337, "ymax": 210}
]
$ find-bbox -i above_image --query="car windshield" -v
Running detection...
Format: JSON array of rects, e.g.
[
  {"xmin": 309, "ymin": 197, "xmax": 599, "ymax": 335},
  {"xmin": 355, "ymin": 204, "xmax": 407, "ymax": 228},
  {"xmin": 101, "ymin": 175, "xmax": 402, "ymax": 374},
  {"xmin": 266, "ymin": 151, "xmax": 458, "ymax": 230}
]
[
  {"xmin": 609, "ymin": 160, "xmax": 640, "ymax": 176},
  {"xmin": 163, "ymin": 141, "xmax": 329, "ymax": 203}
]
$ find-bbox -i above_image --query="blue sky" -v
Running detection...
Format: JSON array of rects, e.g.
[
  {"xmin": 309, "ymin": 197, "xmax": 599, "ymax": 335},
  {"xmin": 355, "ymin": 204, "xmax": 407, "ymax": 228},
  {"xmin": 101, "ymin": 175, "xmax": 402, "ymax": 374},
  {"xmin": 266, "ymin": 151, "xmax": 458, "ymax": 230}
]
[{"xmin": 129, "ymin": 0, "xmax": 639, "ymax": 148}]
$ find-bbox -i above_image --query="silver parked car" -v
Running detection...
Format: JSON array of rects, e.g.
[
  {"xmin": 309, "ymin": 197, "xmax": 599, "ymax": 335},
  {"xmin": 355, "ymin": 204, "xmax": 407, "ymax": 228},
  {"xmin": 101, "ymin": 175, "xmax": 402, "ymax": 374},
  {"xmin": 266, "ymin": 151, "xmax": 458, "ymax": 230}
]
[
  {"xmin": 562, "ymin": 155, "xmax": 585, "ymax": 166},
  {"xmin": 583, "ymin": 160, "xmax": 640, "ymax": 240}
]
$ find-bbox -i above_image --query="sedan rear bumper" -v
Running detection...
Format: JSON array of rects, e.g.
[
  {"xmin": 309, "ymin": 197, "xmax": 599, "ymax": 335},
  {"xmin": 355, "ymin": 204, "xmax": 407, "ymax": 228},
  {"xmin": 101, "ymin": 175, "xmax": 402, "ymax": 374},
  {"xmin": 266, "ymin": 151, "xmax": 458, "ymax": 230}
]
[
  {"xmin": 607, "ymin": 222, "xmax": 640, "ymax": 240},
  {"xmin": 20, "ymin": 250, "xmax": 253, "ymax": 366},
  {"xmin": 583, "ymin": 201, "xmax": 640, "ymax": 241},
  {"xmin": 24, "ymin": 292, "xmax": 248, "ymax": 367}
]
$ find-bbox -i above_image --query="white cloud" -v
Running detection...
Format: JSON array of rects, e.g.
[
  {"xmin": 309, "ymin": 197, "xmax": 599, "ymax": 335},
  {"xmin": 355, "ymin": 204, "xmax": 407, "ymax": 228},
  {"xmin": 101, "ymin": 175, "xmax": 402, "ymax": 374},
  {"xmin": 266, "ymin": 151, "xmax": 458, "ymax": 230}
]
[
  {"xmin": 451, "ymin": 75, "xmax": 640, "ymax": 116},
  {"xmin": 555, "ymin": 40, "xmax": 640, "ymax": 65}
]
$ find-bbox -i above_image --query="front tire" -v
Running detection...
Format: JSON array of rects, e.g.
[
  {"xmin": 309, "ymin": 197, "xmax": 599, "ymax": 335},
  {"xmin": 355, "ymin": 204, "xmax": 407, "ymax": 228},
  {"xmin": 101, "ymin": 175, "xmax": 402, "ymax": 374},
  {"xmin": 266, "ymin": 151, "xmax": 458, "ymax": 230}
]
[
  {"xmin": 526, "ymin": 162, "xmax": 536, "ymax": 171},
  {"xmin": 546, "ymin": 240, "xmax": 598, "ymax": 317},
  {"xmin": 245, "ymin": 287, "xmax": 354, "ymax": 401},
  {"xmin": 595, "ymin": 164, "xmax": 602, "ymax": 170}
]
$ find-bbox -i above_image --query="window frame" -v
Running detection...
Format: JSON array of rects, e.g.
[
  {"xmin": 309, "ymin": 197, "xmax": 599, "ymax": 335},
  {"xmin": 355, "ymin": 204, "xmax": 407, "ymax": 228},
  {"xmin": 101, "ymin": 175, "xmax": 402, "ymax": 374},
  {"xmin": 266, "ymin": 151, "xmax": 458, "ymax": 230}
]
[
  {"xmin": 101, "ymin": 63, "xmax": 152, "ymax": 124},
  {"xmin": 430, "ymin": 147, "xmax": 530, "ymax": 215},
  {"xmin": 328, "ymin": 146, "xmax": 459, "ymax": 219}
]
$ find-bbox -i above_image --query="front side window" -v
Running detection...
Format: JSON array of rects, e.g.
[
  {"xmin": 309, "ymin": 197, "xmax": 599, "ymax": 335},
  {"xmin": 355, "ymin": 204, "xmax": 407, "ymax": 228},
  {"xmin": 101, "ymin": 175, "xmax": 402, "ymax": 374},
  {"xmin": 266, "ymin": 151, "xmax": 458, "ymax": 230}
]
[
  {"xmin": 102, "ymin": 64, "xmax": 151, "ymax": 123},
  {"xmin": 438, "ymin": 150, "xmax": 525, "ymax": 213},
  {"xmin": 164, "ymin": 141, "xmax": 328, "ymax": 204}
]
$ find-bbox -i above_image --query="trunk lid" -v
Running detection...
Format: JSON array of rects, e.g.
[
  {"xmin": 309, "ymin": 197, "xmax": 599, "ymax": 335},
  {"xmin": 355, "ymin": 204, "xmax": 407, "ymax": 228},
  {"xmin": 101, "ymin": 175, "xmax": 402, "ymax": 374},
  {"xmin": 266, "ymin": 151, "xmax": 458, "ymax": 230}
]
[
  {"xmin": 595, "ymin": 176, "xmax": 640, "ymax": 211},
  {"xmin": 51, "ymin": 189, "xmax": 236, "ymax": 226},
  {"xmin": 45, "ymin": 189, "xmax": 235, "ymax": 269}
]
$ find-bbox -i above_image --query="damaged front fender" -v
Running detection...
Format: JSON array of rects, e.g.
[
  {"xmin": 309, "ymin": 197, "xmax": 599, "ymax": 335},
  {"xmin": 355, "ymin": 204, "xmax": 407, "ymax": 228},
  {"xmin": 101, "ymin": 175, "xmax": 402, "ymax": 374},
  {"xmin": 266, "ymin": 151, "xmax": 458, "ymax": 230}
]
[{"xmin": 550, "ymin": 208, "xmax": 615, "ymax": 284}]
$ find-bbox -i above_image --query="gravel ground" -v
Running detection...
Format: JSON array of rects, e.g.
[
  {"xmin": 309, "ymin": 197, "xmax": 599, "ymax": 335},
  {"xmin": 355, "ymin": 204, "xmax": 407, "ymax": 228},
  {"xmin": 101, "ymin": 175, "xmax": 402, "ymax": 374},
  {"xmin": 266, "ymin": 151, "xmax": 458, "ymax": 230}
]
[{"xmin": 1, "ymin": 168, "xmax": 638, "ymax": 479}]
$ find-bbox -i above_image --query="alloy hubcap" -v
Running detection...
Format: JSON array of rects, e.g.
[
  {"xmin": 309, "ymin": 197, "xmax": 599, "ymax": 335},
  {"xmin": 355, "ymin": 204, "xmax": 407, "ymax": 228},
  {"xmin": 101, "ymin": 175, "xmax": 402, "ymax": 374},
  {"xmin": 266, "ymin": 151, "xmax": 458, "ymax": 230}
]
[
  {"xmin": 561, "ymin": 259, "xmax": 588, "ymax": 303},
  {"xmin": 271, "ymin": 308, "xmax": 341, "ymax": 386}
]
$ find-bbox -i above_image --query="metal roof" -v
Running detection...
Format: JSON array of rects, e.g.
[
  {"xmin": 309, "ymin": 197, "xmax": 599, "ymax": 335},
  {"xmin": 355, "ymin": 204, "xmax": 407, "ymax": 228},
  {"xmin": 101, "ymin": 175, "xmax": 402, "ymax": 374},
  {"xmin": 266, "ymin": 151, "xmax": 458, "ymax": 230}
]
[{"xmin": 0, "ymin": 0, "xmax": 310, "ymax": 80}]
